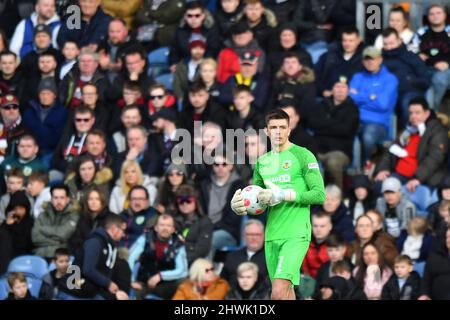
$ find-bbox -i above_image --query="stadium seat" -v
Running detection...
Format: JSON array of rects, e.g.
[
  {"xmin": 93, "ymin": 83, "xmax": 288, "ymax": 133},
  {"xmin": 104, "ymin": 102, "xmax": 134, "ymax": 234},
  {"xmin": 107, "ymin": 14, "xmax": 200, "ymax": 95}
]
[
  {"xmin": 155, "ymin": 73, "xmax": 174, "ymax": 92},
  {"xmin": 413, "ymin": 261, "xmax": 426, "ymax": 278},
  {"xmin": 7, "ymin": 255, "xmax": 49, "ymax": 279},
  {"xmin": 0, "ymin": 278, "xmax": 9, "ymax": 300},
  {"xmin": 147, "ymin": 47, "xmax": 170, "ymax": 78}
]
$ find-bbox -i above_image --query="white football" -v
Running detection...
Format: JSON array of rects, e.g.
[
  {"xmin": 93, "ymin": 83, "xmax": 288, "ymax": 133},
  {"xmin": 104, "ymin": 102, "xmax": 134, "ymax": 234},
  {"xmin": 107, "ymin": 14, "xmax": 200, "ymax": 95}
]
[{"xmin": 241, "ymin": 185, "xmax": 267, "ymax": 215}]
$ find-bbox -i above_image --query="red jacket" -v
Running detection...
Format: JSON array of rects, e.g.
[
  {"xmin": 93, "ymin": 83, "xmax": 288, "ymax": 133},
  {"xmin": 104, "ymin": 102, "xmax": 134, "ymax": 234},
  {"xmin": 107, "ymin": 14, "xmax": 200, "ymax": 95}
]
[
  {"xmin": 302, "ymin": 239, "xmax": 329, "ymax": 278},
  {"xmin": 217, "ymin": 48, "xmax": 241, "ymax": 84}
]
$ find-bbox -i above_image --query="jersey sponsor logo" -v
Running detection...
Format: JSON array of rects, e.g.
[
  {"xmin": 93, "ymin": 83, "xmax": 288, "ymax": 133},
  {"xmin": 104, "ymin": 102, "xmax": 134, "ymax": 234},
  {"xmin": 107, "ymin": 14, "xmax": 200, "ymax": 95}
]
[
  {"xmin": 282, "ymin": 160, "xmax": 291, "ymax": 170},
  {"xmin": 270, "ymin": 174, "xmax": 291, "ymax": 183},
  {"xmin": 308, "ymin": 162, "xmax": 319, "ymax": 170}
]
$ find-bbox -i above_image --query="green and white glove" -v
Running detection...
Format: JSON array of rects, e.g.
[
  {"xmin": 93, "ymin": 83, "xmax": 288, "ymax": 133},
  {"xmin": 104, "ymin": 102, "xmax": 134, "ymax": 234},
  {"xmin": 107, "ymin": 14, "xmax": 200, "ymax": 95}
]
[
  {"xmin": 230, "ymin": 189, "xmax": 247, "ymax": 215},
  {"xmin": 257, "ymin": 181, "xmax": 296, "ymax": 206}
]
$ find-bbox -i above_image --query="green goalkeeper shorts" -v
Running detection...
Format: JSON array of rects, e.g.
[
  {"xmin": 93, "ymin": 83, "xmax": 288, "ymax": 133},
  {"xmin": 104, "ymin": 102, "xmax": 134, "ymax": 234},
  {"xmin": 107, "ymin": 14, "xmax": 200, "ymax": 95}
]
[{"xmin": 265, "ymin": 237, "xmax": 310, "ymax": 287}]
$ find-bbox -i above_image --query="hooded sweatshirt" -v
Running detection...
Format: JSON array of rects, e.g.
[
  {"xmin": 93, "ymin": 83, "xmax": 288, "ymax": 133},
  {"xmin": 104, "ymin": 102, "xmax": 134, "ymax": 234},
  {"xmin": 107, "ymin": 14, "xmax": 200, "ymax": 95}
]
[{"xmin": 208, "ymin": 171, "xmax": 240, "ymax": 224}]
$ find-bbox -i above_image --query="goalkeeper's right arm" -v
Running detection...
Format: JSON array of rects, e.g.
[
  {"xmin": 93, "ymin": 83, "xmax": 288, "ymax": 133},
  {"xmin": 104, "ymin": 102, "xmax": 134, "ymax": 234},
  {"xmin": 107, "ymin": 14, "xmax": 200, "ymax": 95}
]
[{"xmin": 230, "ymin": 189, "xmax": 247, "ymax": 215}]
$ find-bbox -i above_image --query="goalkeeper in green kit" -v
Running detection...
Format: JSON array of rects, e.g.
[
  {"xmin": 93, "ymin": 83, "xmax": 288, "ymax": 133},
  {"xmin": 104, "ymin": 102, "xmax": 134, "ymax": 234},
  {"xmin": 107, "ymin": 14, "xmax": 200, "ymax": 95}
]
[{"xmin": 230, "ymin": 108, "xmax": 325, "ymax": 300}]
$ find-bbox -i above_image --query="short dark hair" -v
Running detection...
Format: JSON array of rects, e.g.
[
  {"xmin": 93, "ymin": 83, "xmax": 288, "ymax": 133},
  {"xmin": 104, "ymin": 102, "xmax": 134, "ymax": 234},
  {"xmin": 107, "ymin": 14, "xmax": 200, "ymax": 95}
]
[
  {"xmin": 128, "ymin": 185, "xmax": 149, "ymax": 200},
  {"xmin": 62, "ymin": 40, "xmax": 80, "ymax": 50},
  {"xmin": 104, "ymin": 214, "xmax": 126, "ymax": 230},
  {"xmin": 122, "ymin": 104, "xmax": 142, "ymax": 115},
  {"xmin": 409, "ymin": 96, "xmax": 430, "ymax": 111},
  {"xmin": 390, "ymin": 5, "xmax": 409, "ymax": 22},
  {"xmin": 382, "ymin": 27, "xmax": 399, "ymax": 38},
  {"xmin": 87, "ymin": 129, "xmax": 107, "ymax": 142},
  {"xmin": 7, "ymin": 168, "xmax": 24, "ymax": 180},
  {"xmin": 186, "ymin": 1, "xmax": 204, "ymax": 11},
  {"xmin": 18, "ymin": 134, "xmax": 38, "ymax": 146},
  {"xmin": 124, "ymin": 44, "xmax": 147, "ymax": 61},
  {"xmin": 54, "ymin": 248, "xmax": 70, "ymax": 259},
  {"xmin": 123, "ymin": 80, "xmax": 141, "ymax": 93},
  {"xmin": 188, "ymin": 80, "xmax": 208, "ymax": 94},
  {"xmin": 265, "ymin": 108, "xmax": 290, "ymax": 126},
  {"xmin": 332, "ymin": 259, "xmax": 353, "ymax": 274},
  {"xmin": 325, "ymin": 233, "xmax": 346, "ymax": 248},
  {"xmin": 233, "ymin": 84, "xmax": 252, "ymax": 97},
  {"xmin": 0, "ymin": 50, "xmax": 17, "ymax": 60},
  {"xmin": 149, "ymin": 83, "xmax": 167, "ymax": 94},
  {"xmin": 74, "ymin": 105, "xmax": 95, "ymax": 117},
  {"xmin": 312, "ymin": 211, "xmax": 332, "ymax": 222},
  {"xmin": 50, "ymin": 183, "xmax": 70, "ymax": 197},
  {"xmin": 39, "ymin": 50, "xmax": 58, "ymax": 61},
  {"xmin": 341, "ymin": 25, "xmax": 360, "ymax": 37},
  {"xmin": 394, "ymin": 254, "xmax": 413, "ymax": 266},
  {"xmin": 283, "ymin": 51, "xmax": 301, "ymax": 63},
  {"xmin": 28, "ymin": 171, "xmax": 49, "ymax": 185}
]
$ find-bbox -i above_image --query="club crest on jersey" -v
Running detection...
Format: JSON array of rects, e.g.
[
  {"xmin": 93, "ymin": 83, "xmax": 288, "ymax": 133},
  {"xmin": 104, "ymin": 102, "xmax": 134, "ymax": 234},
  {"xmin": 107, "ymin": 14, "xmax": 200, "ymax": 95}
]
[{"xmin": 282, "ymin": 160, "xmax": 291, "ymax": 170}]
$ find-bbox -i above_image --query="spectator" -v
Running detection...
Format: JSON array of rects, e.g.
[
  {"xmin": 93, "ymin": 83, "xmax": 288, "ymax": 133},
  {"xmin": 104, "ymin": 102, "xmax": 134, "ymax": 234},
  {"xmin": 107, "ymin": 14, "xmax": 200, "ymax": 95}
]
[
  {"xmin": 10, "ymin": 0, "xmax": 60, "ymax": 58},
  {"xmin": 221, "ymin": 219, "xmax": 268, "ymax": 285},
  {"xmin": 348, "ymin": 175, "xmax": 376, "ymax": 225},
  {"xmin": 57, "ymin": 0, "xmax": 112, "ymax": 49},
  {"xmin": 348, "ymin": 214, "xmax": 398, "ymax": 268},
  {"xmin": 216, "ymin": 20, "xmax": 265, "ymax": 84},
  {"xmin": 376, "ymin": 177, "xmax": 416, "ymax": 238},
  {"xmin": 226, "ymin": 262, "xmax": 270, "ymax": 300},
  {"xmin": 148, "ymin": 84, "xmax": 177, "ymax": 117},
  {"xmin": 109, "ymin": 160, "xmax": 157, "ymax": 214},
  {"xmin": 110, "ymin": 104, "xmax": 145, "ymax": 154},
  {"xmin": 26, "ymin": 171, "xmax": 51, "ymax": 219},
  {"xmin": 269, "ymin": 52, "xmax": 315, "ymax": 118},
  {"xmin": 325, "ymin": 259, "xmax": 367, "ymax": 300},
  {"xmin": 39, "ymin": 248, "xmax": 70, "ymax": 299},
  {"xmin": 129, "ymin": 214, "xmax": 188, "ymax": 300},
  {"xmin": 50, "ymin": 106, "xmax": 95, "ymax": 179},
  {"xmin": 308, "ymin": 77, "xmax": 359, "ymax": 189},
  {"xmin": 410, "ymin": 5, "xmax": 450, "ymax": 111},
  {"xmin": 0, "ymin": 169, "xmax": 28, "ymax": 224},
  {"xmin": 5, "ymin": 272, "xmax": 36, "ymax": 300},
  {"xmin": 199, "ymin": 153, "xmax": 245, "ymax": 258},
  {"xmin": 31, "ymin": 184, "xmax": 80, "ymax": 259},
  {"xmin": 302, "ymin": 212, "xmax": 332, "ymax": 278},
  {"xmin": 219, "ymin": 49, "xmax": 269, "ymax": 111},
  {"xmin": 397, "ymin": 217, "xmax": 433, "ymax": 263},
  {"xmin": 353, "ymin": 242, "xmax": 393, "ymax": 300},
  {"xmin": 85, "ymin": 129, "xmax": 113, "ymax": 170},
  {"xmin": 59, "ymin": 48, "xmax": 107, "ymax": 109},
  {"xmin": 382, "ymin": 28, "xmax": 431, "ymax": 126},
  {"xmin": 235, "ymin": 132, "xmax": 267, "ymax": 184},
  {"xmin": 172, "ymin": 258, "xmax": 229, "ymax": 300},
  {"xmin": 374, "ymin": 6, "xmax": 414, "ymax": 51},
  {"xmin": 427, "ymin": 175, "xmax": 450, "ymax": 232},
  {"xmin": 374, "ymin": 97, "xmax": 449, "ymax": 192},
  {"xmin": 58, "ymin": 214, "xmax": 129, "ymax": 300},
  {"xmin": 111, "ymin": 81, "xmax": 147, "ymax": 125},
  {"xmin": 418, "ymin": 227, "xmax": 450, "ymax": 300},
  {"xmin": 198, "ymin": 59, "xmax": 222, "ymax": 104},
  {"xmin": 214, "ymin": 0, "xmax": 244, "ymax": 41},
  {"xmin": 68, "ymin": 186, "xmax": 111, "ymax": 253},
  {"xmin": 22, "ymin": 78, "xmax": 67, "ymax": 163},
  {"xmin": 119, "ymin": 185, "xmax": 158, "ymax": 248},
  {"xmin": 381, "ymin": 254, "xmax": 421, "ymax": 300},
  {"xmin": 314, "ymin": 26, "xmax": 364, "ymax": 98},
  {"xmin": 64, "ymin": 154, "xmax": 112, "ymax": 202},
  {"xmin": 76, "ymin": 84, "xmax": 110, "ymax": 133},
  {"xmin": 0, "ymin": 51, "xmax": 24, "ymax": 98},
  {"xmin": 154, "ymin": 163, "xmax": 190, "ymax": 215},
  {"xmin": 173, "ymin": 184, "xmax": 213, "ymax": 265},
  {"xmin": 58, "ymin": 40, "xmax": 79, "ymax": 80},
  {"xmin": 316, "ymin": 276, "xmax": 352, "ymax": 300},
  {"xmin": 169, "ymin": 1, "xmax": 220, "ymax": 69},
  {"xmin": 349, "ymin": 46, "xmax": 398, "ymax": 166},
  {"xmin": 225, "ymin": 84, "xmax": 265, "ymax": 131}
]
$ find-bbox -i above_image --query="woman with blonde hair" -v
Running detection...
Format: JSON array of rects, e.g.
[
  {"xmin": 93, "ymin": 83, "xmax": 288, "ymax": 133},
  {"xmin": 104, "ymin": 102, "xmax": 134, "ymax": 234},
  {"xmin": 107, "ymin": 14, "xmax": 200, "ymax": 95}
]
[
  {"xmin": 109, "ymin": 160, "xmax": 157, "ymax": 214},
  {"xmin": 172, "ymin": 258, "xmax": 229, "ymax": 300},
  {"xmin": 198, "ymin": 58, "xmax": 221, "ymax": 102},
  {"xmin": 397, "ymin": 217, "xmax": 433, "ymax": 263}
]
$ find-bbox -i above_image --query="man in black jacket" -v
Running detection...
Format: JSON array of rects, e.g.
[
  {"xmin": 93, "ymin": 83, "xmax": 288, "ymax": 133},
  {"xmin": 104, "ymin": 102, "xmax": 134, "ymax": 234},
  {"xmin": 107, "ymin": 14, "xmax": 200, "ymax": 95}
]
[
  {"xmin": 308, "ymin": 78, "xmax": 360, "ymax": 190},
  {"xmin": 57, "ymin": 214, "xmax": 129, "ymax": 300}
]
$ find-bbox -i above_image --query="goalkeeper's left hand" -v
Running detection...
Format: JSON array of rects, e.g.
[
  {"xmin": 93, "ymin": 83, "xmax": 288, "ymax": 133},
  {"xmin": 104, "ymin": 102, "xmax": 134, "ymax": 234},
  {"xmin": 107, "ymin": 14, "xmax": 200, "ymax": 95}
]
[{"xmin": 257, "ymin": 180, "xmax": 296, "ymax": 206}]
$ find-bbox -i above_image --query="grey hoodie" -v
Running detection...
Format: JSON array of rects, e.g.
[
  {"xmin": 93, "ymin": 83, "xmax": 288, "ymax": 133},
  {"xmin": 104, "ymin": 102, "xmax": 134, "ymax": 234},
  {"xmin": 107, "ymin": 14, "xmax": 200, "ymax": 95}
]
[
  {"xmin": 376, "ymin": 195, "xmax": 416, "ymax": 237},
  {"xmin": 208, "ymin": 171, "xmax": 240, "ymax": 224}
]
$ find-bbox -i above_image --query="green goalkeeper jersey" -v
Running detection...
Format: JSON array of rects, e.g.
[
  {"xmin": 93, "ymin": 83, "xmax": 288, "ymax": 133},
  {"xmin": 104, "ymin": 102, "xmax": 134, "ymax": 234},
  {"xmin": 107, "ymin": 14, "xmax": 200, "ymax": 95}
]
[{"xmin": 253, "ymin": 143, "xmax": 325, "ymax": 241}]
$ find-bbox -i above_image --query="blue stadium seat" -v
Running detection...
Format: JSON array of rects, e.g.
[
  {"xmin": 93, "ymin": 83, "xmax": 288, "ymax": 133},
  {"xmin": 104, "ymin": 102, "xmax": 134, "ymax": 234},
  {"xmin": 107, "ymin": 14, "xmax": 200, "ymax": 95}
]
[
  {"xmin": 413, "ymin": 261, "xmax": 426, "ymax": 278},
  {"xmin": 0, "ymin": 278, "xmax": 9, "ymax": 300},
  {"xmin": 147, "ymin": 47, "xmax": 170, "ymax": 78},
  {"xmin": 401, "ymin": 185, "xmax": 437, "ymax": 217},
  {"xmin": 155, "ymin": 73, "xmax": 174, "ymax": 92},
  {"xmin": 7, "ymin": 255, "xmax": 48, "ymax": 279}
]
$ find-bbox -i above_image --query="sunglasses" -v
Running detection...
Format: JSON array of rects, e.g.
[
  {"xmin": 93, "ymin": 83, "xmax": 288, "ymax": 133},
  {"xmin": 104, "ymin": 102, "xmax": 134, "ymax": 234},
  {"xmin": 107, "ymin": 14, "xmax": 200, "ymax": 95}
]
[
  {"xmin": 150, "ymin": 95, "xmax": 165, "ymax": 100},
  {"xmin": 205, "ymin": 267, "xmax": 214, "ymax": 273},
  {"xmin": 1, "ymin": 105, "xmax": 19, "ymax": 110},
  {"xmin": 187, "ymin": 13, "xmax": 202, "ymax": 18},
  {"xmin": 75, "ymin": 118, "xmax": 91, "ymax": 122},
  {"xmin": 176, "ymin": 195, "xmax": 196, "ymax": 205}
]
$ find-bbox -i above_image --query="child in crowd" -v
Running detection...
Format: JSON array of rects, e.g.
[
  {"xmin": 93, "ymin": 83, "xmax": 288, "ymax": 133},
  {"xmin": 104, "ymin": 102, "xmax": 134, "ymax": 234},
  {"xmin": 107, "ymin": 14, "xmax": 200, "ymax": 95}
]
[
  {"xmin": 40, "ymin": 248, "xmax": 71, "ymax": 299},
  {"xmin": 325, "ymin": 260, "xmax": 367, "ymax": 300},
  {"xmin": 0, "ymin": 168, "xmax": 26, "ymax": 223},
  {"xmin": 226, "ymin": 262, "xmax": 270, "ymax": 300},
  {"xmin": 376, "ymin": 177, "xmax": 416, "ymax": 238},
  {"xmin": 5, "ymin": 272, "xmax": 36, "ymax": 300},
  {"xmin": 397, "ymin": 217, "xmax": 433, "ymax": 263},
  {"xmin": 59, "ymin": 40, "xmax": 80, "ymax": 80},
  {"xmin": 148, "ymin": 84, "xmax": 176, "ymax": 116},
  {"xmin": 26, "ymin": 171, "xmax": 51, "ymax": 219},
  {"xmin": 381, "ymin": 255, "xmax": 421, "ymax": 300}
]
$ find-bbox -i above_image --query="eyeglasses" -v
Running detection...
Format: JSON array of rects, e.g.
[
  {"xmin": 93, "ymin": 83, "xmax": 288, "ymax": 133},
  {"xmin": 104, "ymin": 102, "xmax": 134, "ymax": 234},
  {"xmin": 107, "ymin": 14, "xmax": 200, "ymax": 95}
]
[
  {"xmin": 205, "ymin": 267, "xmax": 214, "ymax": 273},
  {"xmin": 150, "ymin": 95, "xmax": 165, "ymax": 100},
  {"xmin": 187, "ymin": 13, "xmax": 202, "ymax": 18},
  {"xmin": 75, "ymin": 118, "xmax": 91, "ymax": 122},
  {"xmin": 176, "ymin": 195, "xmax": 196, "ymax": 205},
  {"xmin": 1, "ymin": 105, "xmax": 19, "ymax": 110},
  {"xmin": 168, "ymin": 171, "xmax": 184, "ymax": 177}
]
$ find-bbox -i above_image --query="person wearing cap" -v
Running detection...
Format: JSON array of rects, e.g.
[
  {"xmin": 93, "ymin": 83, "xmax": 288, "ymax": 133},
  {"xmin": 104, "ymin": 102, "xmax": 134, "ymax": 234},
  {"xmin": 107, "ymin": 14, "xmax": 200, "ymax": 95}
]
[
  {"xmin": 308, "ymin": 77, "xmax": 360, "ymax": 190},
  {"xmin": 349, "ymin": 45, "xmax": 398, "ymax": 167},
  {"xmin": 173, "ymin": 34, "xmax": 207, "ymax": 99},
  {"xmin": 169, "ymin": 1, "xmax": 220, "ymax": 70},
  {"xmin": 216, "ymin": 19, "xmax": 266, "ymax": 84},
  {"xmin": 219, "ymin": 48, "xmax": 269, "ymax": 111},
  {"xmin": 22, "ymin": 77, "xmax": 67, "ymax": 162},
  {"xmin": 314, "ymin": 26, "xmax": 364, "ymax": 98},
  {"xmin": 375, "ymin": 176, "xmax": 416, "ymax": 238},
  {"xmin": 10, "ymin": 0, "xmax": 61, "ymax": 58},
  {"xmin": 0, "ymin": 51, "xmax": 24, "ymax": 99}
]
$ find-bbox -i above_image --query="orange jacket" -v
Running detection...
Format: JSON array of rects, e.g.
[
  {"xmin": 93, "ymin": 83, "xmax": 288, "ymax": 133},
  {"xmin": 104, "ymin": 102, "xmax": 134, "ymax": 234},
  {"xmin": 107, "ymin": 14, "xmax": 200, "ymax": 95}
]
[{"xmin": 172, "ymin": 278, "xmax": 230, "ymax": 300}]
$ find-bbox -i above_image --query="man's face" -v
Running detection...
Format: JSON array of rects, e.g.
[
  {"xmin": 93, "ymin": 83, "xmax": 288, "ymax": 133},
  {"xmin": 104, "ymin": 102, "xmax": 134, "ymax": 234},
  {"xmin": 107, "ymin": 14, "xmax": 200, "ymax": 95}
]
[
  {"xmin": 384, "ymin": 191, "xmax": 401, "ymax": 206},
  {"xmin": 282, "ymin": 57, "xmax": 302, "ymax": 76},
  {"xmin": 86, "ymin": 134, "xmax": 105, "ymax": 157},
  {"xmin": 0, "ymin": 104, "xmax": 20, "ymax": 124},
  {"xmin": 332, "ymin": 82, "xmax": 349, "ymax": 103},
  {"xmin": 356, "ymin": 216, "xmax": 374, "ymax": 240},
  {"xmin": 383, "ymin": 34, "xmax": 402, "ymax": 51},
  {"xmin": 233, "ymin": 91, "xmax": 253, "ymax": 111},
  {"xmin": 265, "ymin": 119, "xmax": 290, "ymax": 148},
  {"xmin": 1, "ymin": 55, "xmax": 17, "ymax": 75},
  {"xmin": 51, "ymin": 189, "xmax": 70, "ymax": 212},
  {"xmin": 110, "ymin": 222, "xmax": 127, "ymax": 242},
  {"xmin": 323, "ymin": 194, "xmax": 341, "ymax": 213},
  {"xmin": 232, "ymin": 31, "xmax": 253, "ymax": 47},
  {"xmin": 38, "ymin": 56, "xmax": 57, "ymax": 74},
  {"xmin": 37, "ymin": 0, "xmax": 56, "ymax": 20},
  {"xmin": 129, "ymin": 189, "xmax": 149, "ymax": 213},
  {"xmin": 189, "ymin": 90, "xmax": 209, "ymax": 109},
  {"xmin": 121, "ymin": 109, "xmax": 142, "ymax": 128},
  {"xmin": 155, "ymin": 217, "xmax": 175, "ymax": 239},
  {"xmin": 341, "ymin": 33, "xmax": 361, "ymax": 53},
  {"xmin": 18, "ymin": 139, "xmax": 38, "ymax": 160},
  {"xmin": 245, "ymin": 134, "xmax": 266, "ymax": 159},
  {"xmin": 185, "ymin": 8, "xmax": 205, "ymax": 29},
  {"xmin": 312, "ymin": 216, "xmax": 332, "ymax": 241},
  {"xmin": 108, "ymin": 20, "xmax": 128, "ymax": 44},
  {"xmin": 79, "ymin": 0, "xmax": 101, "ymax": 17},
  {"xmin": 281, "ymin": 106, "xmax": 299, "ymax": 130},
  {"xmin": 394, "ymin": 262, "xmax": 413, "ymax": 279},
  {"xmin": 79, "ymin": 54, "xmax": 98, "ymax": 76},
  {"xmin": 280, "ymin": 30, "xmax": 296, "ymax": 49},
  {"xmin": 125, "ymin": 53, "xmax": 145, "ymax": 75},
  {"xmin": 39, "ymin": 90, "xmax": 56, "ymax": 106},
  {"xmin": 221, "ymin": 0, "xmax": 239, "ymax": 13},
  {"xmin": 212, "ymin": 156, "xmax": 233, "ymax": 180},
  {"xmin": 244, "ymin": 223, "xmax": 264, "ymax": 252},
  {"xmin": 27, "ymin": 180, "xmax": 45, "ymax": 197},
  {"xmin": 34, "ymin": 33, "xmax": 51, "ymax": 50},
  {"xmin": 363, "ymin": 56, "xmax": 382, "ymax": 73},
  {"xmin": 149, "ymin": 88, "xmax": 167, "ymax": 109},
  {"xmin": 7, "ymin": 177, "xmax": 23, "ymax": 193},
  {"xmin": 240, "ymin": 62, "xmax": 258, "ymax": 78},
  {"xmin": 190, "ymin": 45, "xmax": 206, "ymax": 61},
  {"xmin": 409, "ymin": 104, "xmax": 430, "ymax": 127},
  {"xmin": 81, "ymin": 85, "xmax": 98, "ymax": 106},
  {"xmin": 245, "ymin": 3, "xmax": 264, "ymax": 23},
  {"xmin": 127, "ymin": 129, "xmax": 147, "ymax": 152},
  {"xmin": 62, "ymin": 43, "xmax": 80, "ymax": 61},
  {"xmin": 74, "ymin": 112, "xmax": 95, "ymax": 133},
  {"xmin": 54, "ymin": 255, "xmax": 70, "ymax": 274},
  {"xmin": 327, "ymin": 246, "xmax": 346, "ymax": 263},
  {"xmin": 428, "ymin": 6, "xmax": 447, "ymax": 26},
  {"xmin": 237, "ymin": 270, "xmax": 258, "ymax": 291}
]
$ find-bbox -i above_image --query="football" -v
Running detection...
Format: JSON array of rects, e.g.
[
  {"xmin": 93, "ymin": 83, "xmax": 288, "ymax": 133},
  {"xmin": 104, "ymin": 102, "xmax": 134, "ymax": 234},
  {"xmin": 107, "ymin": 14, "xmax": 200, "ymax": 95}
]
[{"xmin": 241, "ymin": 185, "xmax": 267, "ymax": 215}]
